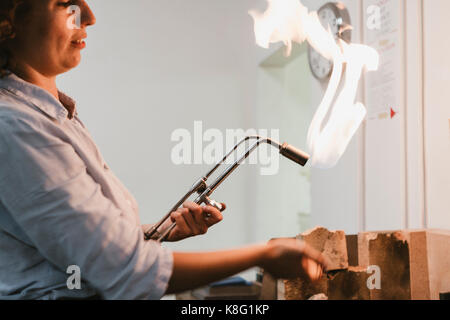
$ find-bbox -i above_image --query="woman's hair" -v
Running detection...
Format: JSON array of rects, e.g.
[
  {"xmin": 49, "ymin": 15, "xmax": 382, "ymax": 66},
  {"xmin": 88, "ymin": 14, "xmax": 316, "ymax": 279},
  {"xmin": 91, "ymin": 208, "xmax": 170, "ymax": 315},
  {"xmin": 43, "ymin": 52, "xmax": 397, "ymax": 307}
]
[{"xmin": 0, "ymin": 0, "xmax": 30, "ymax": 76}]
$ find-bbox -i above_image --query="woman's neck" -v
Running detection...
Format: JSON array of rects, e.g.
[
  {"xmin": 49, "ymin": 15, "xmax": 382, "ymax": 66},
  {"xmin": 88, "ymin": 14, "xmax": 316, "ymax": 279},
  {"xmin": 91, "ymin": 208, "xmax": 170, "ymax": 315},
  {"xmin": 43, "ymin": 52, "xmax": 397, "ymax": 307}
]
[{"xmin": 9, "ymin": 63, "xmax": 59, "ymax": 100}]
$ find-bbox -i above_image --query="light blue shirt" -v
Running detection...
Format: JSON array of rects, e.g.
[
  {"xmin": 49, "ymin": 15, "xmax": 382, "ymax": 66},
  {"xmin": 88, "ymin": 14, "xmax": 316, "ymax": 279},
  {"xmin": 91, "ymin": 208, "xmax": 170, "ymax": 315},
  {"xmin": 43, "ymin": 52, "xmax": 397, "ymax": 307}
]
[{"xmin": 0, "ymin": 73, "xmax": 173, "ymax": 300}]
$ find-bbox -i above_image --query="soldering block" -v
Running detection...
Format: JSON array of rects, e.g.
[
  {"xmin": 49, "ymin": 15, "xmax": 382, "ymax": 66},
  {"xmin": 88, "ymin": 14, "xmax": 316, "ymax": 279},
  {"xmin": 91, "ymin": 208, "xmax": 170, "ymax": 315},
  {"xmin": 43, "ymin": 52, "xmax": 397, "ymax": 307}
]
[
  {"xmin": 259, "ymin": 272, "xmax": 277, "ymax": 300},
  {"xmin": 413, "ymin": 229, "xmax": 450, "ymax": 300},
  {"xmin": 298, "ymin": 227, "xmax": 349, "ymax": 271},
  {"xmin": 327, "ymin": 267, "xmax": 371, "ymax": 300},
  {"xmin": 283, "ymin": 274, "xmax": 328, "ymax": 300},
  {"xmin": 358, "ymin": 229, "xmax": 450, "ymax": 300},
  {"xmin": 357, "ymin": 230, "xmax": 410, "ymax": 300},
  {"xmin": 346, "ymin": 234, "xmax": 359, "ymax": 267}
]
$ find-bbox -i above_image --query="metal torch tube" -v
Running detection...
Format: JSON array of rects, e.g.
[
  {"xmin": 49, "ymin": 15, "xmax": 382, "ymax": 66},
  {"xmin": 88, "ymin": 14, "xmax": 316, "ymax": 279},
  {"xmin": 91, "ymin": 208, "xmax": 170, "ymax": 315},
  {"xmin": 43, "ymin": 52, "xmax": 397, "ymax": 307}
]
[{"xmin": 154, "ymin": 137, "xmax": 309, "ymax": 242}]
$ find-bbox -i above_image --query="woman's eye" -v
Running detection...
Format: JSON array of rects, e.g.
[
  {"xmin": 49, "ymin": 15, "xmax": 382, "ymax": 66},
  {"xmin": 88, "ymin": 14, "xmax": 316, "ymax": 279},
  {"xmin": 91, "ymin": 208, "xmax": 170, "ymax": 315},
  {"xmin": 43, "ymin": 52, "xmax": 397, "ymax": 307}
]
[{"xmin": 59, "ymin": 1, "xmax": 77, "ymax": 7}]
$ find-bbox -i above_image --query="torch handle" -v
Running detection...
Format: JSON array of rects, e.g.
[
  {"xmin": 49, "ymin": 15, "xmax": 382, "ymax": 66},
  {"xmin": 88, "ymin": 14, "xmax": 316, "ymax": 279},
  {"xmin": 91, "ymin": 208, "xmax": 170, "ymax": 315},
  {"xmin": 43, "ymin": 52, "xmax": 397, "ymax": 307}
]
[{"xmin": 156, "ymin": 196, "xmax": 224, "ymax": 242}]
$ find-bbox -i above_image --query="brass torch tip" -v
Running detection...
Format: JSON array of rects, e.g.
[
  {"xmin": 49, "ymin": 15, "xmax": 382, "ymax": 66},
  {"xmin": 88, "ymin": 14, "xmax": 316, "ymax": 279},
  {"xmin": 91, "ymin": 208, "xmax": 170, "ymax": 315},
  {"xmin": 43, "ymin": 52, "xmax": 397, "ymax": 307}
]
[{"xmin": 280, "ymin": 142, "xmax": 310, "ymax": 167}]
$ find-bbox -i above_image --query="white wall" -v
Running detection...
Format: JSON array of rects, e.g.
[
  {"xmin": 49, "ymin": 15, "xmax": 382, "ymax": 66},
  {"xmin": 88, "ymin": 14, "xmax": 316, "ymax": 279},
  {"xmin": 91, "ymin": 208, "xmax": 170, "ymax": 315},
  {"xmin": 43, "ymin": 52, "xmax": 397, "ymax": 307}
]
[
  {"xmin": 362, "ymin": 0, "xmax": 450, "ymax": 231},
  {"xmin": 57, "ymin": 0, "xmax": 449, "ymax": 258},
  {"xmin": 252, "ymin": 51, "xmax": 314, "ymax": 242},
  {"xmin": 363, "ymin": 0, "xmax": 407, "ymax": 231},
  {"xmin": 422, "ymin": 0, "xmax": 450, "ymax": 229},
  {"xmin": 58, "ymin": 0, "xmax": 268, "ymax": 251},
  {"xmin": 251, "ymin": 0, "xmax": 367, "ymax": 239},
  {"xmin": 291, "ymin": 0, "xmax": 365, "ymax": 235},
  {"xmin": 255, "ymin": 0, "xmax": 450, "ymax": 235}
]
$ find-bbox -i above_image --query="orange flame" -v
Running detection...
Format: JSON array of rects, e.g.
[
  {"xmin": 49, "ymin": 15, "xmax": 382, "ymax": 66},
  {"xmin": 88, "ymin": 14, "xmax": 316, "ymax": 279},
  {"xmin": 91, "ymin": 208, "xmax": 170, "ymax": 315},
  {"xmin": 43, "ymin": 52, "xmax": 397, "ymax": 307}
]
[{"xmin": 250, "ymin": 0, "xmax": 379, "ymax": 169}]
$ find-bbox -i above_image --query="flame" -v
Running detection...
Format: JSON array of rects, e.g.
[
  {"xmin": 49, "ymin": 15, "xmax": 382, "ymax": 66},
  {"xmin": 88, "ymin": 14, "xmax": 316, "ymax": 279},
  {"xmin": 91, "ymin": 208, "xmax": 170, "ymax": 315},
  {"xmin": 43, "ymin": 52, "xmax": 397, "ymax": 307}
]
[
  {"xmin": 250, "ymin": 0, "xmax": 379, "ymax": 169},
  {"xmin": 249, "ymin": 0, "xmax": 308, "ymax": 56}
]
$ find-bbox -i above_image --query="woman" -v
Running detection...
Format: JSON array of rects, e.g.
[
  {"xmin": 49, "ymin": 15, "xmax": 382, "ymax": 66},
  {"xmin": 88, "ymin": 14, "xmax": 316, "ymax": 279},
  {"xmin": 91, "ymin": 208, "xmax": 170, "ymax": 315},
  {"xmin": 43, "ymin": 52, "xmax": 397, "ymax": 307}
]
[{"xmin": 0, "ymin": 0, "xmax": 327, "ymax": 300}]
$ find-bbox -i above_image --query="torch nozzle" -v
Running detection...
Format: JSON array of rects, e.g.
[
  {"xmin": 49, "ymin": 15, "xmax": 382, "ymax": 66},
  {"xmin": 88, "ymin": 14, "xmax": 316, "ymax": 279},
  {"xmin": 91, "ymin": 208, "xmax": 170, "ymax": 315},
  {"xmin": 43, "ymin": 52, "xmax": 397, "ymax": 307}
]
[{"xmin": 280, "ymin": 142, "xmax": 310, "ymax": 166}]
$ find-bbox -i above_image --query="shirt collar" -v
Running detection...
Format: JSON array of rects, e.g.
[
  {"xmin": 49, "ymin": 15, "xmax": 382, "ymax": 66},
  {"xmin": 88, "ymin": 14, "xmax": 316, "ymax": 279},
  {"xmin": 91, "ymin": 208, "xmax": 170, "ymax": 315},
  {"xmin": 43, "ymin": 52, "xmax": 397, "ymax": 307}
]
[{"xmin": 0, "ymin": 72, "xmax": 78, "ymax": 123}]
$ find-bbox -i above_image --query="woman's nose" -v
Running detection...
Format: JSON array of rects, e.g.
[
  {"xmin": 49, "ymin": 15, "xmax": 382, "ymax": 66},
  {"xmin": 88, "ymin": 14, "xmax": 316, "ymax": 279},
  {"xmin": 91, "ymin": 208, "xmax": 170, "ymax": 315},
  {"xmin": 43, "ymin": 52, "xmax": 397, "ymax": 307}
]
[{"xmin": 80, "ymin": 2, "xmax": 96, "ymax": 27}]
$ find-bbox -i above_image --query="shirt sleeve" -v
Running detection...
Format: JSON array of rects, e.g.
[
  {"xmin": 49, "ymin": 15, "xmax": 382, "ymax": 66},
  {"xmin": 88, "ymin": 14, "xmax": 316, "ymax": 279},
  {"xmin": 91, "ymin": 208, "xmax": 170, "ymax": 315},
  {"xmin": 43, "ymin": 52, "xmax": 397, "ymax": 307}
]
[{"xmin": 0, "ymin": 115, "xmax": 173, "ymax": 299}]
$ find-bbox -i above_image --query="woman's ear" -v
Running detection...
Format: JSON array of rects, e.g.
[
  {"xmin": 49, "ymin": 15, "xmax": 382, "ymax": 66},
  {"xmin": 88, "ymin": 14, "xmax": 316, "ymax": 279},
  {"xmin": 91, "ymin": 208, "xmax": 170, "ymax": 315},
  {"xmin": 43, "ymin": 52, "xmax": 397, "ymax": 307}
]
[
  {"xmin": 0, "ymin": 0, "xmax": 32, "ymax": 43},
  {"xmin": 0, "ymin": 15, "xmax": 15, "ymax": 42},
  {"xmin": 0, "ymin": 15, "xmax": 15, "ymax": 74}
]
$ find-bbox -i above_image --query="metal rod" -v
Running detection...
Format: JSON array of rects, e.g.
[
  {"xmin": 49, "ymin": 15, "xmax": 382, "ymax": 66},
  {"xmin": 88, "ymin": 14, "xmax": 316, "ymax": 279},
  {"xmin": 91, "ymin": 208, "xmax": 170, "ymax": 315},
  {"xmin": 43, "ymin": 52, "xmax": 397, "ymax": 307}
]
[
  {"xmin": 146, "ymin": 136, "xmax": 309, "ymax": 242},
  {"xmin": 155, "ymin": 137, "xmax": 282, "ymax": 242},
  {"xmin": 204, "ymin": 135, "xmax": 262, "ymax": 179},
  {"xmin": 206, "ymin": 138, "xmax": 279, "ymax": 194},
  {"xmin": 144, "ymin": 188, "xmax": 196, "ymax": 240},
  {"xmin": 145, "ymin": 138, "xmax": 261, "ymax": 240}
]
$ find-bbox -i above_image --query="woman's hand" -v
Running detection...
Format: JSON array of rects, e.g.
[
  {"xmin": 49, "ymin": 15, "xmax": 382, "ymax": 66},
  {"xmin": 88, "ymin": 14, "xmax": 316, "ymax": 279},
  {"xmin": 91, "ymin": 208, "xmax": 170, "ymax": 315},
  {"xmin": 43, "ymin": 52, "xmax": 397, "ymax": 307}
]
[
  {"xmin": 167, "ymin": 238, "xmax": 328, "ymax": 294},
  {"xmin": 260, "ymin": 238, "xmax": 329, "ymax": 281},
  {"xmin": 161, "ymin": 201, "xmax": 225, "ymax": 242}
]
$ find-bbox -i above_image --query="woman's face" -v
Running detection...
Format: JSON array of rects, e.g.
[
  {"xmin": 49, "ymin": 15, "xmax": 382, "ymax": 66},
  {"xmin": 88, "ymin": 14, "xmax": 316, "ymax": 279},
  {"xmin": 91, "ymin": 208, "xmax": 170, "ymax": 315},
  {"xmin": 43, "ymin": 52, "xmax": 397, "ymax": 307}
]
[{"xmin": 9, "ymin": 0, "xmax": 96, "ymax": 77}]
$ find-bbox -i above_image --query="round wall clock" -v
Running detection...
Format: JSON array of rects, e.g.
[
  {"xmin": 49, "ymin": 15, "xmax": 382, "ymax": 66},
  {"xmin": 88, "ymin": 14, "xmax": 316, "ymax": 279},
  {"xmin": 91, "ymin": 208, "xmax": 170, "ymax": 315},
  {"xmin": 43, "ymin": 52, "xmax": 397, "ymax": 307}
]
[{"xmin": 308, "ymin": 2, "xmax": 352, "ymax": 81}]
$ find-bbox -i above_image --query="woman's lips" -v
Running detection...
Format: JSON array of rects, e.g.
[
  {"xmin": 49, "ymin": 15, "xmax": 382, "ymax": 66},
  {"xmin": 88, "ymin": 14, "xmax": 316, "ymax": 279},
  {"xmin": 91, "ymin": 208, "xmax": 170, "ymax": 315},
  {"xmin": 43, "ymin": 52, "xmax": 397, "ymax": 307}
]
[{"xmin": 71, "ymin": 39, "xmax": 86, "ymax": 49}]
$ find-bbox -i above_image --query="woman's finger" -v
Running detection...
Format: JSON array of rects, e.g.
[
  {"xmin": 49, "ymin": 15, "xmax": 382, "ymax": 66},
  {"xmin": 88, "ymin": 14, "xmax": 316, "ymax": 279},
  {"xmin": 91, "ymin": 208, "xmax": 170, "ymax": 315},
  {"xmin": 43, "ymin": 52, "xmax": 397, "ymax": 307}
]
[
  {"xmin": 297, "ymin": 239, "xmax": 329, "ymax": 271},
  {"xmin": 202, "ymin": 205, "xmax": 224, "ymax": 227},
  {"xmin": 183, "ymin": 201, "xmax": 208, "ymax": 234},
  {"xmin": 185, "ymin": 204, "xmax": 209, "ymax": 235},
  {"xmin": 178, "ymin": 207, "xmax": 202, "ymax": 235},
  {"xmin": 170, "ymin": 208, "xmax": 192, "ymax": 238},
  {"xmin": 182, "ymin": 201, "xmax": 202, "ymax": 216},
  {"xmin": 301, "ymin": 257, "xmax": 323, "ymax": 281}
]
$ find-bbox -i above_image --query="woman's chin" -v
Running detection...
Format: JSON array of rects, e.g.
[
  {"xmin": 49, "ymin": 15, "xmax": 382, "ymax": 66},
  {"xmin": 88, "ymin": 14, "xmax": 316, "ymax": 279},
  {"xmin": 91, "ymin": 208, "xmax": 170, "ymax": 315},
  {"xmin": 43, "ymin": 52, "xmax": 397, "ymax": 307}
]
[{"xmin": 62, "ymin": 56, "xmax": 82, "ymax": 72}]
